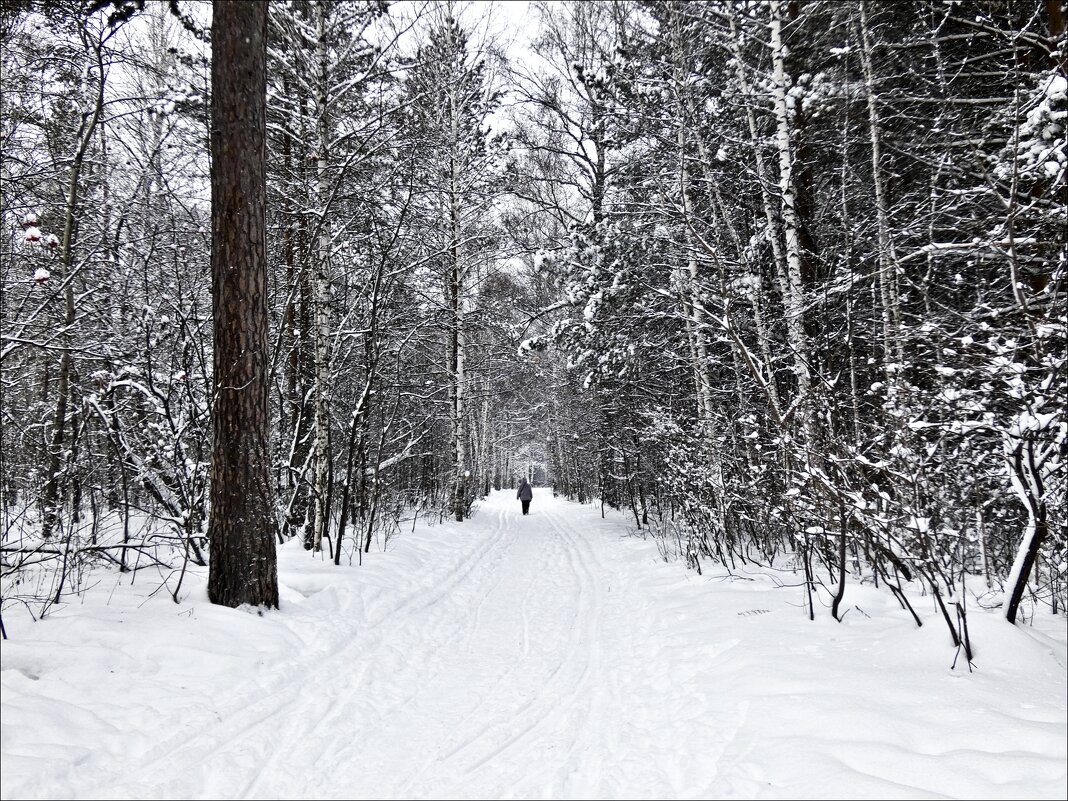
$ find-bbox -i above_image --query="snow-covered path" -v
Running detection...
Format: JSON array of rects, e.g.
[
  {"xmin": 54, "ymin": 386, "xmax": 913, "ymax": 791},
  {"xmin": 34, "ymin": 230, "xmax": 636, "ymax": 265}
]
[
  {"xmin": 85, "ymin": 491, "xmax": 725, "ymax": 799},
  {"xmin": 2, "ymin": 489, "xmax": 1066, "ymax": 800},
  {"xmin": 201, "ymin": 493, "xmax": 622, "ymax": 799}
]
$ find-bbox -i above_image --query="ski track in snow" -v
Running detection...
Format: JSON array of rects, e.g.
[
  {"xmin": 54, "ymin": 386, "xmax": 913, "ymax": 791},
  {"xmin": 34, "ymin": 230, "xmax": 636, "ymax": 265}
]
[{"xmin": 2, "ymin": 489, "xmax": 1066, "ymax": 800}]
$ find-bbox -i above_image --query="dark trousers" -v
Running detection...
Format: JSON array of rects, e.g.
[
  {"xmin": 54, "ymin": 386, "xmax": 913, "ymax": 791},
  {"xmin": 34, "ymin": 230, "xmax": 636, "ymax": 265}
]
[{"xmin": 521, "ymin": 500, "xmax": 531, "ymax": 515}]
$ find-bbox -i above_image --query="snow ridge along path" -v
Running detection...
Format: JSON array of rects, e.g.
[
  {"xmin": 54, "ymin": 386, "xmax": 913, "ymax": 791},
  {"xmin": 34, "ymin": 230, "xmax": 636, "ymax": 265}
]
[{"xmin": 2, "ymin": 489, "xmax": 1066, "ymax": 800}]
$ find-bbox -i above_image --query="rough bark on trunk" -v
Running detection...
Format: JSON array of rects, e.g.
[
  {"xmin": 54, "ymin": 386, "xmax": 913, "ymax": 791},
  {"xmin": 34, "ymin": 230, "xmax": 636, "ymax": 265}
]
[{"xmin": 206, "ymin": 0, "xmax": 279, "ymax": 609}]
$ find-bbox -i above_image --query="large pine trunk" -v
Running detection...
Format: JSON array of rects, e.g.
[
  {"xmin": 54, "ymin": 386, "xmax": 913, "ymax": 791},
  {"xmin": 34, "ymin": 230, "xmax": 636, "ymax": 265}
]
[{"xmin": 207, "ymin": 0, "xmax": 279, "ymax": 609}]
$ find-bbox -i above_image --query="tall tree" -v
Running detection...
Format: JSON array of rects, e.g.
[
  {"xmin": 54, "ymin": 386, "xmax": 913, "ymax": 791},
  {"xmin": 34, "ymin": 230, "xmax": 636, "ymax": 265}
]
[
  {"xmin": 206, "ymin": 0, "xmax": 278, "ymax": 608},
  {"xmin": 402, "ymin": 11, "xmax": 502, "ymax": 522}
]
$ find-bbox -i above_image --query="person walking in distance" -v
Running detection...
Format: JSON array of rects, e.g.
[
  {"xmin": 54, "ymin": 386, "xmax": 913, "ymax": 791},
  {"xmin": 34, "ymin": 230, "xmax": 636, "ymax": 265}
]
[{"xmin": 517, "ymin": 477, "xmax": 533, "ymax": 515}]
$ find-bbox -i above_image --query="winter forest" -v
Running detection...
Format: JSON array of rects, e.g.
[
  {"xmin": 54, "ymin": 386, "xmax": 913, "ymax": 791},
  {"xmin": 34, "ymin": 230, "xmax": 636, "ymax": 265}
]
[{"xmin": 1, "ymin": 0, "xmax": 1066, "ymax": 798}]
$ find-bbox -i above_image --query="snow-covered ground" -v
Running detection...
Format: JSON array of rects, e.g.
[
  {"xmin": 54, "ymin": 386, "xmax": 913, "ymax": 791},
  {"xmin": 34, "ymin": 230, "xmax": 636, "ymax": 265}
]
[{"xmin": 2, "ymin": 489, "xmax": 1065, "ymax": 800}]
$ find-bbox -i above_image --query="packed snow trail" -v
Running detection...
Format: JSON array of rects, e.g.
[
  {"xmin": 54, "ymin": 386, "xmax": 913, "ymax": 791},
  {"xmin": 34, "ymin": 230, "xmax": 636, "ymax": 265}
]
[
  {"xmin": 2, "ymin": 489, "xmax": 1066, "ymax": 800},
  {"xmin": 93, "ymin": 491, "xmax": 718, "ymax": 799}
]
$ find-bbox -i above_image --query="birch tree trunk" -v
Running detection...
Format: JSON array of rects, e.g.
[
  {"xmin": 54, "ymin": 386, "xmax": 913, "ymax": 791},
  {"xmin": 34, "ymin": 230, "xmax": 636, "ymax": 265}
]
[
  {"xmin": 857, "ymin": 1, "xmax": 904, "ymax": 395},
  {"xmin": 311, "ymin": 0, "xmax": 332, "ymax": 551},
  {"xmin": 725, "ymin": 7, "xmax": 793, "ymax": 423},
  {"xmin": 670, "ymin": 2, "xmax": 714, "ymax": 424},
  {"xmin": 769, "ymin": 0, "xmax": 812, "ymax": 443},
  {"xmin": 447, "ymin": 34, "xmax": 467, "ymax": 523},
  {"xmin": 450, "ymin": 202, "xmax": 467, "ymax": 521},
  {"xmin": 728, "ymin": 7, "xmax": 791, "ymax": 314}
]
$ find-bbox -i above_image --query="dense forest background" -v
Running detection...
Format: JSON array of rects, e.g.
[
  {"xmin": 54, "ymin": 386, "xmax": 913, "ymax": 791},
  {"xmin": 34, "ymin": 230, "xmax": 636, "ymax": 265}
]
[{"xmin": 1, "ymin": 0, "xmax": 1064, "ymax": 641}]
